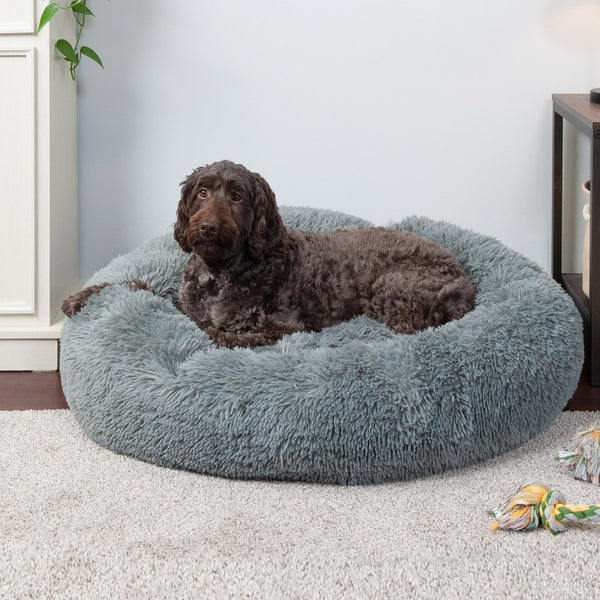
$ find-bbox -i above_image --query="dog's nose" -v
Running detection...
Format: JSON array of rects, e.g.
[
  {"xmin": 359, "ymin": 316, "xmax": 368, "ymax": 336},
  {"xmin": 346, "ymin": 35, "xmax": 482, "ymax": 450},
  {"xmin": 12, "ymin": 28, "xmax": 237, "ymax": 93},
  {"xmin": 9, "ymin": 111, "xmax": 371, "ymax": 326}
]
[{"xmin": 199, "ymin": 221, "xmax": 219, "ymax": 237}]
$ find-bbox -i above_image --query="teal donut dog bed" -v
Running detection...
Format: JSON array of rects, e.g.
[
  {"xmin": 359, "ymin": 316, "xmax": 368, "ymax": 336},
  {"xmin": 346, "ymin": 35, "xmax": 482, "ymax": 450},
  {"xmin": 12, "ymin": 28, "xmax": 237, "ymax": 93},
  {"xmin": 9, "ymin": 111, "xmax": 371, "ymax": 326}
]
[{"xmin": 60, "ymin": 208, "xmax": 584, "ymax": 484}]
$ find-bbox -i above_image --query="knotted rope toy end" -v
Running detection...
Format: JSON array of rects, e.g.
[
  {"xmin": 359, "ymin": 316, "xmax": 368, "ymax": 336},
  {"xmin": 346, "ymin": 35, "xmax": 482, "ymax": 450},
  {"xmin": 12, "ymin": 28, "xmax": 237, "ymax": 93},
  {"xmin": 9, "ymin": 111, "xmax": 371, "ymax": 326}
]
[
  {"xmin": 489, "ymin": 482, "xmax": 600, "ymax": 534},
  {"xmin": 556, "ymin": 426, "xmax": 600, "ymax": 484}
]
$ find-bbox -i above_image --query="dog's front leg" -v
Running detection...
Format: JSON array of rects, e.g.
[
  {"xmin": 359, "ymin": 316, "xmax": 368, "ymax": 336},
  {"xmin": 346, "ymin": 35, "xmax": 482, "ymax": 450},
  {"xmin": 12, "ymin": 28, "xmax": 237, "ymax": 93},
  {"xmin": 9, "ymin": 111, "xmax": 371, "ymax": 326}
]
[
  {"xmin": 62, "ymin": 279, "xmax": 154, "ymax": 317},
  {"xmin": 205, "ymin": 326, "xmax": 295, "ymax": 349}
]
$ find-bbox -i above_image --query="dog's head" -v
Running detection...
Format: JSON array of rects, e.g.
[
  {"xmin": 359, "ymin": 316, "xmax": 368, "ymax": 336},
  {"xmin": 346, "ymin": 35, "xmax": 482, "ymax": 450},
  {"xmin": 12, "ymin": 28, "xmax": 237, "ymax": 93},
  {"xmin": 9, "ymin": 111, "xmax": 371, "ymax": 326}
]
[{"xmin": 174, "ymin": 161, "xmax": 287, "ymax": 266}]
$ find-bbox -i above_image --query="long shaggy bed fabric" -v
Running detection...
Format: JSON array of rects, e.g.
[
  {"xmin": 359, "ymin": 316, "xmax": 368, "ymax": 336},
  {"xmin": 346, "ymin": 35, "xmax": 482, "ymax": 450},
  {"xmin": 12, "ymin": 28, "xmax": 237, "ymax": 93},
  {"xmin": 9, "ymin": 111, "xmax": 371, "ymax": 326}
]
[{"xmin": 60, "ymin": 208, "xmax": 584, "ymax": 485}]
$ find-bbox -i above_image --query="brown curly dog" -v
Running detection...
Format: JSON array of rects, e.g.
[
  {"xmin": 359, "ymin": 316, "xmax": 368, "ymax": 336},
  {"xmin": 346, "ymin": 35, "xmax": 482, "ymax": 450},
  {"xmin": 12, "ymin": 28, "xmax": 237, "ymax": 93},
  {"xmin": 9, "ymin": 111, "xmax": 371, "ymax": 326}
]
[
  {"xmin": 173, "ymin": 161, "xmax": 475, "ymax": 347},
  {"xmin": 62, "ymin": 160, "xmax": 476, "ymax": 348}
]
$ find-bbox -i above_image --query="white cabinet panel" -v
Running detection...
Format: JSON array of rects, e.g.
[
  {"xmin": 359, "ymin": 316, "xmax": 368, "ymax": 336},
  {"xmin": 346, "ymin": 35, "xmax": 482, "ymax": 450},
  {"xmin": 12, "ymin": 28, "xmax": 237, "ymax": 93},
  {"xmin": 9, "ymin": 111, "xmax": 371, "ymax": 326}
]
[
  {"xmin": 0, "ymin": 49, "xmax": 35, "ymax": 314},
  {"xmin": 0, "ymin": 0, "xmax": 35, "ymax": 34}
]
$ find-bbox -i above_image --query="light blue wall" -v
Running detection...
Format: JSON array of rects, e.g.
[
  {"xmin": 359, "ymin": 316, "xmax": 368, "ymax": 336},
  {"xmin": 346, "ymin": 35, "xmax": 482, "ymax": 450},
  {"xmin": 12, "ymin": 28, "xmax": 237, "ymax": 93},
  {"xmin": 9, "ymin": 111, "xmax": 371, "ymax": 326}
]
[{"xmin": 77, "ymin": 0, "xmax": 598, "ymax": 279}]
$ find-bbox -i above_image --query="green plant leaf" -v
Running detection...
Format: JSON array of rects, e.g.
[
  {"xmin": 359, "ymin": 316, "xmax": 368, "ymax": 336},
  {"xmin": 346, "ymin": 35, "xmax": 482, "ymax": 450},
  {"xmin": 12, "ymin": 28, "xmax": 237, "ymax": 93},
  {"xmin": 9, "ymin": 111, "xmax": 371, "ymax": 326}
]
[
  {"xmin": 80, "ymin": 46, "xmax": 103, "ymax": 68},
  {"xmin": 71, "ymin": 3, "xmax": 95, "ymax": 16},
  {"xmin": 55, "ymin": 39, "xmax": 78, "ymax": 63},
  {"xmin": 38, "ymin": 3, "xmax": 59, "ymax": 31}
]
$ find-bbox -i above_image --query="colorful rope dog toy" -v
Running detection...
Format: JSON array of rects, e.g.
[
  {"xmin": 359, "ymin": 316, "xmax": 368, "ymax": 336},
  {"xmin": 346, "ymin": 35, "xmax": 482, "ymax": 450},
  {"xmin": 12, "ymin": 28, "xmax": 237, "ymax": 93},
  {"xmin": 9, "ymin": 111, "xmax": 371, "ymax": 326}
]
[
  {"xmin": 556, "ymin": 426, "xmax": 600, "ymax": 484},
  {"xmin": 489, "ymin": 482, "xmax": 600, "ymax": 534}
]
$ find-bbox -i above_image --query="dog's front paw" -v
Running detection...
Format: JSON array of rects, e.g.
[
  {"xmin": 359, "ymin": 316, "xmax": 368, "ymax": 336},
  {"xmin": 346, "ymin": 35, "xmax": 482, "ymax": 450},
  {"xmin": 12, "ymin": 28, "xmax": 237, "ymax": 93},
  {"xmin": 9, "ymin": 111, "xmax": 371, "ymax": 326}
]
[
  {"xmin": 204, "ymin": 327, "xmax": 235, "ymax": 348},
  {"xmin": 61, "ymin": 282, "xmax": 112, "ymax": 317},
  {"xmin": 125, "ymin": 279, "xmax": 154, "ymax": 293},
  {"xmin": 204, "ymin": 327, "xmax": 280, "ymax": 349}
]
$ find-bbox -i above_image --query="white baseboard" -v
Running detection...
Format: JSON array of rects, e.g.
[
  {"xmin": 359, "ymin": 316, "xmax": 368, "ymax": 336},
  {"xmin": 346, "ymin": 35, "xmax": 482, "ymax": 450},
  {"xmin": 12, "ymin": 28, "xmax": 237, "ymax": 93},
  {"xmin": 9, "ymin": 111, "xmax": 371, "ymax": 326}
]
[
  {"xmin": 0, "ymin": 321, "xmax": 63, "ymax": 371},
  {"xmin": 0, "ymin": 339, "xmax": 59, "ymax": 370}
]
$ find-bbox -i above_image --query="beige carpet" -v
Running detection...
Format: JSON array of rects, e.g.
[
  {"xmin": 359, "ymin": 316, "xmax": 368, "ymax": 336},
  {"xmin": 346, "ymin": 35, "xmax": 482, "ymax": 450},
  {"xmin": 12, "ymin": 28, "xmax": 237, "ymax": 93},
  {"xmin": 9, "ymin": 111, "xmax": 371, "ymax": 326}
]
[{"xmin": 1, "ymin": 410, "xmax": 600, "ymax": 599}]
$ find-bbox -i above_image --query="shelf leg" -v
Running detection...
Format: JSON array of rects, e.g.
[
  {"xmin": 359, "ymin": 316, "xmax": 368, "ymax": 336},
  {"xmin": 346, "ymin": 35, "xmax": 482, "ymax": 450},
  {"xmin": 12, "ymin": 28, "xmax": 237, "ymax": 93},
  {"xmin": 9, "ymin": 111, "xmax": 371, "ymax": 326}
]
[
  {"xmin": 590, "ymin": 129, "xmax": 600, "ymax": 385},
  {"xmin": 552, "ymin": 110, "xmax": 563, "ymax": 282}
]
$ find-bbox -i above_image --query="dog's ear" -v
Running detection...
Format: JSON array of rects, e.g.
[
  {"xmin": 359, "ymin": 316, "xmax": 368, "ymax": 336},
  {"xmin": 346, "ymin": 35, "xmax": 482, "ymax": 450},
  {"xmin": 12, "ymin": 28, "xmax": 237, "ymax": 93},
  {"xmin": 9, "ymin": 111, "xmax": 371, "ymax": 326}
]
[
  {"xmin": 248, "ymin": 172, "xmax": 287, "ymax": 258},
  {"xmin": 174, "ymin": 169, "xmax": 197, "ymax": 253}
]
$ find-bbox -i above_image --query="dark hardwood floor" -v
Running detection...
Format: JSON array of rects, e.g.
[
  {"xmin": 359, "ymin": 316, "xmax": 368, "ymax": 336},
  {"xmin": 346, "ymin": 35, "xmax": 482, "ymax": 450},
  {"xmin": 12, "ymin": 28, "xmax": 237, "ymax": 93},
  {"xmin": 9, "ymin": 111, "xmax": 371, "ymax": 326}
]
[
  {"xmin": 562, "ymin": 344, "xmax": 600, "ymax": 410},
  {"xmin": 0, "ymin": 366, "xmax": 599, "ymax": 410},
  {"xmin": 0, "ymin": 371, "xmax": 68, "ymax": 410},
  {"xmin": 568, "ymin": 373, "xmax": 600, "ymax": 410}
]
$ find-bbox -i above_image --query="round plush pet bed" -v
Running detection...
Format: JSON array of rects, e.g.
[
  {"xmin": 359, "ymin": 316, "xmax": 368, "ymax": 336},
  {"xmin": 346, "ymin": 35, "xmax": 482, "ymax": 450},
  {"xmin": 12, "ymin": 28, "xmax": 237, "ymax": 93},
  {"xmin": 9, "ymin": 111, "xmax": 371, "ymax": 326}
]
[{"xmin": 60, "ymin": 207, "xmax": 584, "ymax": 485}]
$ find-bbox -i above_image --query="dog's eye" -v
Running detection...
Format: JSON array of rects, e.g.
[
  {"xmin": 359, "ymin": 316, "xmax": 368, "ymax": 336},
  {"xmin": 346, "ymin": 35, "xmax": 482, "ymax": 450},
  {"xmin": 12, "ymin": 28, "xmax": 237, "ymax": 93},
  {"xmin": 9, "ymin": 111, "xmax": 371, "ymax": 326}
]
[
  {"xmin": 197, "ymin": 189, "xmax": 208, "ymax": 199},
  {"xmin": 231, "ymin": 193, "xmax": 243, "ymax": 203}
]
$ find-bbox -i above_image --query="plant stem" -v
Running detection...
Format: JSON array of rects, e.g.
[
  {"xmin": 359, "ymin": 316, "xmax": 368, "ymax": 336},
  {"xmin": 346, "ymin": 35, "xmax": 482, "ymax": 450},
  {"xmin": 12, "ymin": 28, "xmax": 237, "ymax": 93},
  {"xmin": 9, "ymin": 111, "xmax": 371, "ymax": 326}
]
[{"xmin": 69, "ymin": 1, "xmax": 86, "ymax": 79}]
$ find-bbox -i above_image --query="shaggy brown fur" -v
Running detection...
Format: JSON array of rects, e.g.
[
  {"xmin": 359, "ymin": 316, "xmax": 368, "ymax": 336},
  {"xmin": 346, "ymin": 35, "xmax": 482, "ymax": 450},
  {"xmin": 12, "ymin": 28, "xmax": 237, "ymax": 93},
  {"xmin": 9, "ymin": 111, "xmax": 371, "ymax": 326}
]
[
  {"xmin": 174, "ymin": 161, "xmax": 476, "ymax": 348},
  {"xmin": 62, "ymin": 161, "xmax": 476, "ymax": 348}
]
